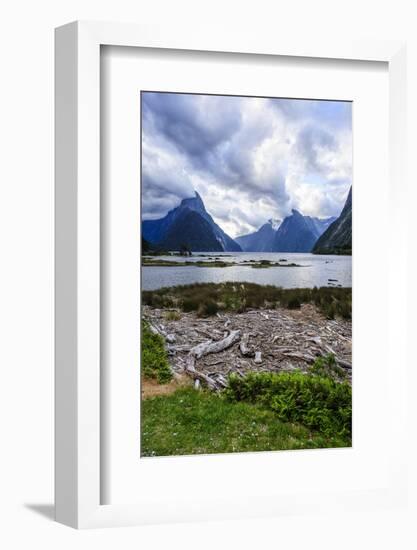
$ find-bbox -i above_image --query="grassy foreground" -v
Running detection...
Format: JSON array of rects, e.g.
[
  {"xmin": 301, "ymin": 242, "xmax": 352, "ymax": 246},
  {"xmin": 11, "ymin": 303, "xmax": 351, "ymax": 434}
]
[
  {"xmin": 141, "ymin": 283, "xmax": 352, "ymax": 457},
  {"xmin": 141, "ymin": 387, "xmax": 350, "ymax": 457},
  {"xmin": 141, "ymin": 329, "xmax": 352, "ymax": 457}
]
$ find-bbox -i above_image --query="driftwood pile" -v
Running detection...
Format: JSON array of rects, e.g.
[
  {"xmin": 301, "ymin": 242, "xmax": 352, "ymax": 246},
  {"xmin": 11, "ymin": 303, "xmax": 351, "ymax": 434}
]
[{"xmin": 144, "ymin": 304, "xmax": 352, "ymax": 391}]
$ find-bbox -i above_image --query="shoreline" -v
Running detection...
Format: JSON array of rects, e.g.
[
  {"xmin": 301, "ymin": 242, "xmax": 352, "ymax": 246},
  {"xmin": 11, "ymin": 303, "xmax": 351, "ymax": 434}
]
[
  {"xmin": 142, "ymin": 258, "xmax": 303, "ymax": 268},
  {"xmin": 143, "ymin": 301, "xmax": 352, "ymax": 386},
  {"xmin": 141, "ymin": 254, "xmax": 352, "ymax": 290}
]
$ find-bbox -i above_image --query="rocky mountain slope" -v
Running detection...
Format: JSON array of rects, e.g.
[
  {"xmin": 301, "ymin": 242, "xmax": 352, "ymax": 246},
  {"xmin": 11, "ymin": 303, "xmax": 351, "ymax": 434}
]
[
  {"xmin": 312, "ymin": 188, "xmax": 352, "ymax": 255},
  {"xmin": 236, "ymin": 219, "xmax": 281, "ymax": 252},
  {"xmin": 237, "ymin": 212, "xmax": 335, "ymax": 253}
]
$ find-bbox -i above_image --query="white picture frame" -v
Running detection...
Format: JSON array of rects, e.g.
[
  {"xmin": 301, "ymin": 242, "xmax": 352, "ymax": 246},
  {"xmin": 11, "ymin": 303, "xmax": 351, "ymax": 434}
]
[{"xmin": 55, "ymin": 21, "xmax": 407, "ymax": 529}]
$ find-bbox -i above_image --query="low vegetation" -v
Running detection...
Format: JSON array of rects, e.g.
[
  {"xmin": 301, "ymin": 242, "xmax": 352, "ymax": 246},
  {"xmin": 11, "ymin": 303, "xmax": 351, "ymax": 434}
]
[
  {"xmin": 141, "ymin": 386, "xmax": 349, "ymax": 457},
  {"xmin": 309, "ymin": 353, "xmax": 347, "ymax": 382},
  {"xmin": 142, "ymin": 282, "xmax": 352, "ymax": 320},
  {"xmin": 142, "ymin": 258, "xmax": 302, "ymax": 268},
  {"xmin": 141, "ymin": 321, "xmax": 173, "ymax": 384},
  {"xmin": 164, "ymin": 310, "xmax": 181, "ymax": 321},
  {"xmin": 142, "ymin": 258, "xmax": 230, "ymax": 267},
  {"xmin": 225, "ymin": 369, "xmax": 351, "ymax": 439},
  {"xmin": 141, "ymin": 322, "xmax": 351, "ymax": 456}
]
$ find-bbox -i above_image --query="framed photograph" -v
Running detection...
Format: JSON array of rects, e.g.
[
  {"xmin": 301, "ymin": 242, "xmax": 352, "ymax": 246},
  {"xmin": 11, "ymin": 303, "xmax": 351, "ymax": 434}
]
[{"xmin": 55, "ymin": 21, "xmax": 408, "ymax": 528}]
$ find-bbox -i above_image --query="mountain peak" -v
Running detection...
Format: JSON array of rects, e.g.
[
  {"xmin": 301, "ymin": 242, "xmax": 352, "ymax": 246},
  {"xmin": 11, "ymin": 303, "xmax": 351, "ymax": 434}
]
[
  {"xmin": 180, "ymin": 191, "xmax": 206, "ymax": 214},
  {"xmin": 142, "ymin": 190, "xmax": 242, "ymax": 252}
]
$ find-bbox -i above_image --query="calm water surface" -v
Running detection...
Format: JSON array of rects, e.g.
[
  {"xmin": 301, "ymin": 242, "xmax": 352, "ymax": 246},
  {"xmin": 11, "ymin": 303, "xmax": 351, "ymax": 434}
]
[{"xmin": 141, "ymin": 252, "xmax": 351, "ymax": 291}]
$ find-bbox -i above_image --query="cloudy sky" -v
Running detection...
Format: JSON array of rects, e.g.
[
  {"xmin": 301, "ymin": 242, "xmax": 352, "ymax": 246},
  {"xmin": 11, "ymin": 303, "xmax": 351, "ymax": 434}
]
[{"xmin": 141, "ymin": 91, "xmax": 352, "ymax": 238}]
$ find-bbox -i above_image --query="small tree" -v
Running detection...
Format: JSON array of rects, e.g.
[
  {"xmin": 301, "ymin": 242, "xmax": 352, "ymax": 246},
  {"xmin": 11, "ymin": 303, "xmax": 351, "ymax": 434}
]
[{"xmin": 179, "ymin": 243, "xmax": 192, "ymax": 256}]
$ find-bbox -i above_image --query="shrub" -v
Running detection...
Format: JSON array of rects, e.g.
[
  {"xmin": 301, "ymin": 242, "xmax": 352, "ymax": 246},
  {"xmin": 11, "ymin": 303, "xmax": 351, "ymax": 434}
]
[
  {"xmin": 142, "ymin": 321, "xmax": 173, "ymax": 384},
  {"xmin": 182, "ymin": 298, "xmax": 199, "ymax": 312},
  {"xmin": 225, "ymin": 371, "xmax": 352, "ymax": 438},
  {"xmin": 338, "ymin": 300, "xmax": 352, "ymax": 320},
  {"xmin": 197, "ymin": 300, "xmax": 219, "ymax": 317},
  {"xmin": 164, "ymin": 310, "xmax": 181, "ymax": 321},
  {"xmin": 309, "ymin": 354, "xmax": 347, "ymax": 381},
  {"xmin": 286, "ymin": 297, "xmax": 301, "ymax": 309}
]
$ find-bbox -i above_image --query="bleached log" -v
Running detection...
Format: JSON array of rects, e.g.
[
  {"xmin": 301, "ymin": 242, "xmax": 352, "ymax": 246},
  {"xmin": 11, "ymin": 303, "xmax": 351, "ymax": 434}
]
[
  {"xmin": 283, "ymin": 351, "xmax": 316, "ymax": 363},
  {"xmin": 148, "ymin": 323, "xmax": 160, "ymax": 336},
  {"xmin": 254, "ymin": 351, "xmax": 262, "ymax": 364},
  {"xmin": 215, "ymin": 374, "xmax": 228, "ymax": 388},
  {"xmin": 196, "ymin": 328, "xmax": 222, "ymax": 340},
  {"xmin": 190, "ymin": 330, "xmax": 241, "ymax": 359},
  {"xmin": 336, "ymin": 358, "xmax": 352, "ymax": 370},
  {"xmin": 189, "ymin": 339, "xmax": 212, "ymax": 358},
  {"xmin": 239, "ymin": 333, "xmax": 255, "ymax": 357},
  {"xmin": 170, "ymin": 344, "xmax": 192, "ymax": 352},
  {"xmin": 322, "ymin": 344, "xmax": 351, "ymax": 369},
  {"xmin": 184, "ymin": 330, "xmax": 241, "ymax": 390},
  {"xmin": 185, "ymin": 355, "xmax": 218, "ymax": 390},
  {"xmin": 205, "ymin": 359, "xmax": 225, "ymax": 367},
  {"xmin": 308, "ymin": 336, "xmax": 322, "ymax": 345},
  {"xmin": 158, "ymin": 324, "xmax": 176, "ymax": 343},
  {"xmin": 149, "ymin": 322, "xmax": 176, "ymax": 343},
  {"xmin": 323, "ymin": 343, "xmax": 337, "ymax": 356}
]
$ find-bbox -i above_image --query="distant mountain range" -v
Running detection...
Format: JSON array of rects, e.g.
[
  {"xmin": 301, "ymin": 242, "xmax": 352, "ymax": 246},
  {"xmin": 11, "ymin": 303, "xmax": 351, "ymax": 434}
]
[
  {"xmin": 312, "ymin": 187, "xmax": 352, "ymax": 255},
  {"xmin": 235, "ymin": 219, "xmax": 281, "ymax": 252},
  {"xmin": 142, "ymin": 189, "xmax": 352, "ymax": 255},
  {"xmin": 142, "ymin": 192, "xmax": 242, "ymax": 252},
  {"xmin": 273, "ymin": 210, "xmax": 336, "ymax": 252},
  {"xmin": 237, "ymin": 212, "xmax": 335, "ymax": 253}
]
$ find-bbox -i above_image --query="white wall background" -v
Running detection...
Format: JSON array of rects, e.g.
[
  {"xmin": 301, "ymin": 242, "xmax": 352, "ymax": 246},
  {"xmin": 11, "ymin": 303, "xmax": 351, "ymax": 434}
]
[{"xmin": 0, "ymin": 0, "xmax": 416, "ymax": 548}]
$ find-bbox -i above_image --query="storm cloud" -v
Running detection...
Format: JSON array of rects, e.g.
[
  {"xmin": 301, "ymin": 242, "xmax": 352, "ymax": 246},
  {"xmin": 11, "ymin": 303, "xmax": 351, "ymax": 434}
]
[{"xmin": 141, "ymin": 92, "xmax": 352, "ymax": 238}]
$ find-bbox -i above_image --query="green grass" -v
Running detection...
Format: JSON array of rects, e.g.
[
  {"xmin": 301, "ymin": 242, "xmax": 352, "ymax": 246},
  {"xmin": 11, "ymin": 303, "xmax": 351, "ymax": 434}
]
[
  {"xmin": 141, "ymin": 321, "xmax": 173, "ymax": 384},
  {"xmin": 141, "ymin": 387, "xmax": 349, "ymax": 457},
  {"xmin": 142, "ymin": 282, "xmax": 351, "ymax": 320}
]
